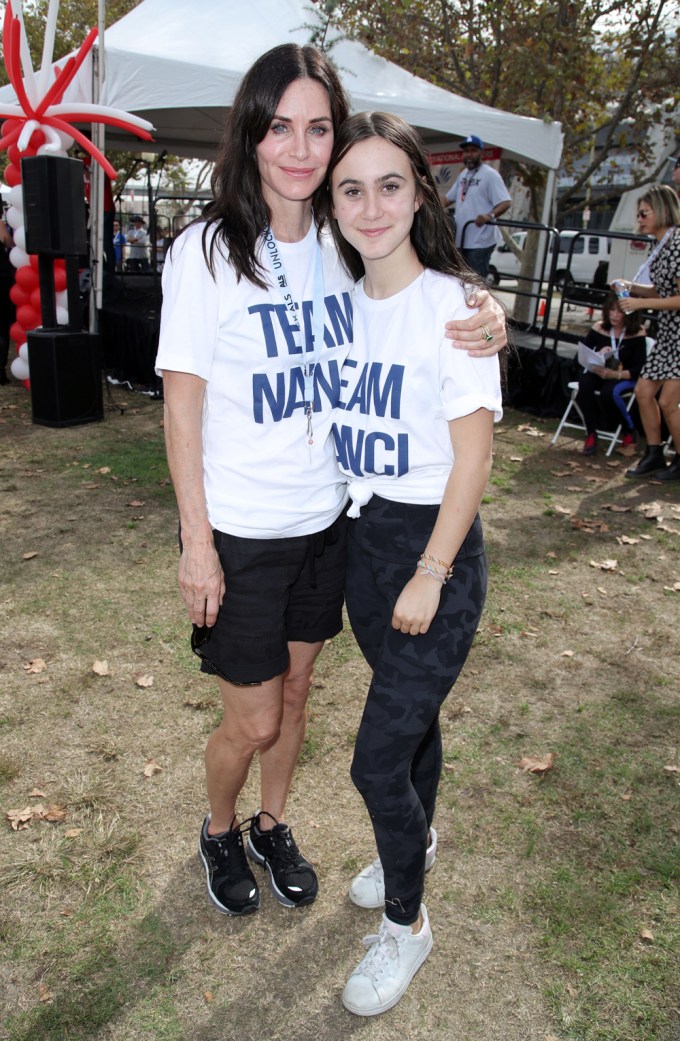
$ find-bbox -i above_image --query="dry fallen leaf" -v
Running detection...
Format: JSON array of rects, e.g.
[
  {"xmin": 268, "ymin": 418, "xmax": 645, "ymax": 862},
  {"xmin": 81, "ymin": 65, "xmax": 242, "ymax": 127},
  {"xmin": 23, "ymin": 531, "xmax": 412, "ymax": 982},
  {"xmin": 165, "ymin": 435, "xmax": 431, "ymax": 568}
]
[
  {"xmin": 127, "ymin": 499, "xmax": 146, "ymax": 507},
  {"xmin": 42, "ymin": 804, "xmax": 68, "ymax": 823},
  {"xmin": 509, "ymin": 455, "xmax": 523, "ymax": 462},
  {"xmin": 96, "ymin": 466, "xmax": 111, "ymax": 474},
  {"xmin": 6, "ymin": 806, "xmax": 34, "ymax": 830},
  {"xmin": 517, "ymin": 424, "xmax": 544, "ymax": 438},
  {"xmin": 616, "ymin": 535, "xmax": 639, "ymax": 545},
  {"xmin": 29, "ymin": 788, "xmax": 46, "ymax": 798},
  {"xmin": 64, "ymin": 828, "xmax": 83, "ymax": 838},
  {"xmin": 38, "ymin": 983, "xmax": 54, "ymax": 1003},
  {"xmin": 639, "ymin": 928, "xmax": 654, "ymax": 944},
  {"xmin": 589, "ymin": 559, "xmax": 618, "ymax": 571},
  {"xmin": 204, "ymin": 991, "xmax": 214, "ymax": 1003},
  {"xmin": 92, "ymin": 659, "xmax": 111, "ymax": 676},
  {"xmin": 22, "ymin": 550, "xmax": 38, "ymax": 560},
  {"xmin": 59, "ymin": 907, "xmax": 74, "ymax": 917},
  {"xmin": 143, "ymin": 759, "xmax": 162, "ymax": 777},
  {"xmin": 554, "ymin": 505, "xmax": 571, "ymax": 515},
  {"xmin": 135, "ymin": 674, "xmax": 154, "ymax": 688},
  {"xmin": 664, "ymin": 765, "xmax": 680, "ymax": 774},
  {"xmin": 602, "ymin": 503, "xmax": 631, "ymax": 513},
  {"xmin": 518, "ymin": 753, "xmax": 556, "ymax": 774},
  {"xmin": 561, "ymin": 650, "xmax": 574, "ymax": 657},
  {"xmin": 23, "ymin": 658, "xmax": 47, "ymax": 673}
]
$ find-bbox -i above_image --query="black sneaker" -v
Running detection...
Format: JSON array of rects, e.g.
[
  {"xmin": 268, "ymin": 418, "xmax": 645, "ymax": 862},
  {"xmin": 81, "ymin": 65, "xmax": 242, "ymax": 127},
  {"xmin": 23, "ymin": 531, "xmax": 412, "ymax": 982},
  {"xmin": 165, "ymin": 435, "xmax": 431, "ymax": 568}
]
[
  {"xmin": 247, "ymin": 811, "xmax": 318, "ymax": 907},
  {"xmin": 198, "ymin": 815, "xmax": 260, "ymax": 916}
]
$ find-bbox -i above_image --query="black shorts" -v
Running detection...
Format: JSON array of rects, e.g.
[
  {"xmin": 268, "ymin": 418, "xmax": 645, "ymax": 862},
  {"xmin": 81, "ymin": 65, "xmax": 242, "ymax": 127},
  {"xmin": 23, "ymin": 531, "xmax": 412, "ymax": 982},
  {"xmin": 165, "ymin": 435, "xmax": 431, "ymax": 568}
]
[{"xmin": 190, "ymin": 512, "xmax": 347, "ymax": 685}]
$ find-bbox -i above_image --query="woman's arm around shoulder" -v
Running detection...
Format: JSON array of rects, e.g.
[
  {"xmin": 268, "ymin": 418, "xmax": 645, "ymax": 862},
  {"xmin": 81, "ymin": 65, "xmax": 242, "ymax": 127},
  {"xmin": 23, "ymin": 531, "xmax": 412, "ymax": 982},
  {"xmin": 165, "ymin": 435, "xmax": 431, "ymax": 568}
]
[{"xmin": 444, "ymin": 287, "xmax": 507, "ymax": 356}]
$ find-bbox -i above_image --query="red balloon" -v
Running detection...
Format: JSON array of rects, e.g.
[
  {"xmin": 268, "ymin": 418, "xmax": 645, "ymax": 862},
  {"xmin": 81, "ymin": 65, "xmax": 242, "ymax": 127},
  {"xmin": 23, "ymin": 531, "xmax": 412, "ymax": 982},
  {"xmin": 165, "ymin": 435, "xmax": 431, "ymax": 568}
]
[
  {"xmin": 15, "ymin": 266, "xmax": 39, "ymax": 291},
  {"xmin": 53, "ymin": 258, "xmax": 66, "ymax": 269},
  {"xmin": 30, "ymin": 129, "xmax": 46, "ymax": 149},
  {"xmin": 10, "ymin": 284, "xmax": 30, "ymax": 306},
  {"xmin": 1, "ymin": 119, "xmax": 22, "ymax": 136},
  {"xmin": 30, "ymin": 287, "xmax": 42, "ymax": 310},
  {"xmin": 16, "ymin": 304, "xmax": 40, "ymax": 330},
  {"xmin": 10, "ymin": 321, "xmax": 26, "ymax": 345},
  {"xmin": 3, "ymin": 163, "xmax": 21, "ymax": 187},
  {"xmin": 7, "ymin": 144, "xmax": 20, "ymax": 165},
  {"xmin": 29, "ymin": 254, "xmax": 40, "ymax": 269},
  {"xmin": 54, "ymin": 268, "xmax": 67, "ymax": 292}
]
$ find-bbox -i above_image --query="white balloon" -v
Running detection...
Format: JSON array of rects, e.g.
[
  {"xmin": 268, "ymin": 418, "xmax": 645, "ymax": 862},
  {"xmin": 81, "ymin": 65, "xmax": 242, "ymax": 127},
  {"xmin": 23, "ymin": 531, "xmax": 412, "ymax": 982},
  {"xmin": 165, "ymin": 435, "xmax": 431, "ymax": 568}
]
[
  {"xmin": 8, "ymin": 185, "xmax": 24, "ymax": 208},
  {"xmin": 18, "ymin": 343, "xmax": 29, "ymax": 361},
  {"xmin": 9, "ymin": 245, "xmax": 29, "ymax": 269},
  {"xmin": 6, "ymin": 206, "xmax": 23, "ymax": 229},
  {"xmin": 13, "ymin": 227, "xmax": 26, "ymax": 252},
  {"xmin": 56, "ymin": 306, "xmax": 69, "ymax": 326},
  {"xmin": 11, "ymin": 356, "xmax": 30, "ymax": 381},
  {"xmin": 56, "ymin": 291, "xmax": 68, "ymax": 309},
  {"xmin": 37, "ymin": 143, "xmax": 67, "ymax": 158}
]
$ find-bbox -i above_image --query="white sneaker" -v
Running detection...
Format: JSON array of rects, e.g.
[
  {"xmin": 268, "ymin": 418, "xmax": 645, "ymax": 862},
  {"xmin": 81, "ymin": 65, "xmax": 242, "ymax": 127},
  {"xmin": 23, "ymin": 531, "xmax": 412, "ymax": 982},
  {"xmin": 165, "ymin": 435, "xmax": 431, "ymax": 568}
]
[
  {"xmin": 348, "ymin": 827, "xmax": 437, "ymax": 909},
  {"xmin": 342, "ymin": 904, "xmax": 433, "ymax": 1016}
]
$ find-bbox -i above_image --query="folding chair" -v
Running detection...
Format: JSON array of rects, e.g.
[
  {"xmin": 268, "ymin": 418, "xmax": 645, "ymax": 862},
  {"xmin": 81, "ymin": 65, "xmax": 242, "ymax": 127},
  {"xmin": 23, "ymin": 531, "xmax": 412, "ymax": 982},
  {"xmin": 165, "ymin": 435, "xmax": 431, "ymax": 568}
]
[{"xmin": 550, "ymin": 381, "xmax": 636, "ymax": 456}]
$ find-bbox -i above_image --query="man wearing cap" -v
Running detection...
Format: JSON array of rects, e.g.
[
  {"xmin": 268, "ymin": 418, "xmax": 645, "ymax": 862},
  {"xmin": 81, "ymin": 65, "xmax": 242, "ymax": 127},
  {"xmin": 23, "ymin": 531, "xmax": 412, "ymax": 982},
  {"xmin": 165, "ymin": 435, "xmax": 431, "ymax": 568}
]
[
  {"xmin": 126, "ymin": 215, "xmax": 150, "ymax": 272},
  {"xmin": 443, "ymin": 135, "xmax": 511, "ymax": 279}
]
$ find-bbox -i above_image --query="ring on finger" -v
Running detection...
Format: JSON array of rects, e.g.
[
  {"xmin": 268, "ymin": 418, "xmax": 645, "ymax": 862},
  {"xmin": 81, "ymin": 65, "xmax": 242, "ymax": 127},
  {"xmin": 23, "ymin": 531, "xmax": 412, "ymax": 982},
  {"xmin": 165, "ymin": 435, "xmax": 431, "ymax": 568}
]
[{"xmin": 481, "ymin": 324, "xmax": 494, "ymax": 343}]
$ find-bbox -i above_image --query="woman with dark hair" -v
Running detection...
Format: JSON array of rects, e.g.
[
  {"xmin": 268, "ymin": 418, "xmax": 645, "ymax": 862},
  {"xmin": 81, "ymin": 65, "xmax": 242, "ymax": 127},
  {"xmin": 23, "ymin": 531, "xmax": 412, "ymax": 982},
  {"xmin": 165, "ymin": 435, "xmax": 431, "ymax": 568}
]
[
  {"xmin": 156, "ymin": 45, "xmax": 507, "ymax": 923},
  {"xmin": 574, "ymin": 292, "xmax": 647, "ymax": 455},
  {"xmin": 326, "ymin": 112, "xmax": 502, "ymax": 1016},
  {"xmin": 615, "ymin": 184, "xmax": 680, "ymax": 479}
]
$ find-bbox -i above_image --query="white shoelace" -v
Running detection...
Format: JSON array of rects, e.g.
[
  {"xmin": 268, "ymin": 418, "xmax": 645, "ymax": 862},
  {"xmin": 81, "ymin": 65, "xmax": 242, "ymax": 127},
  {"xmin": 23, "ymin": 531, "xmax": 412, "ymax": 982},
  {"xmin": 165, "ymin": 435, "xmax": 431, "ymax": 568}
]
[{"xmin": 356, "ymin": 923, "xmax": 403, "ymax": 983}]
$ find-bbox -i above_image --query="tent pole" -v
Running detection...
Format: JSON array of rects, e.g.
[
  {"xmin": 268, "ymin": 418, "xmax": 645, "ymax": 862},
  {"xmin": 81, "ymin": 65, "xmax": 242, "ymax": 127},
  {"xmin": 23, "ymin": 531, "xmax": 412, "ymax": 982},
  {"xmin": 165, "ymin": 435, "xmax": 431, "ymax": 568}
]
[{"xmin": 89, "ymin": 1, "xmax": 106, "ymax": 332}]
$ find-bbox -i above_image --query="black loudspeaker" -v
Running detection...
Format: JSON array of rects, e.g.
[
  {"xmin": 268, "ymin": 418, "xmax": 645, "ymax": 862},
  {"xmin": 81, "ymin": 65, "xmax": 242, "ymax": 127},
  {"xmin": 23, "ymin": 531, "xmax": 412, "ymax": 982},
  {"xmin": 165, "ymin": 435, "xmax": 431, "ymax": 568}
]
[
  {"xmin": 27, "ymin": 330, "xmax": 103, "ymax": 428},
  {"xmin": 21, "ymin": 156, "xmax": 88, "ymax": 257}
]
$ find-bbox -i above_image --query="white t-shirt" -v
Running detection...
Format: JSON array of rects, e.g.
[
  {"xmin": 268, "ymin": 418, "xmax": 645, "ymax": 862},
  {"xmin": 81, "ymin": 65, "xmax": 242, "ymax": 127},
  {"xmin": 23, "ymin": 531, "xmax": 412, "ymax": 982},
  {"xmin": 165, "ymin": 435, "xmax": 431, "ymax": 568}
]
[
  {"xmin": 333, "ymin": 269, "xmax": 502, "ymax": 511},
  {"xmin": 156, "ymin": 221, "xmax": 353, "ymax": 538},
  {"xmin": 446, "ymin": 163, "xmax": 510, "ymax": 250}
]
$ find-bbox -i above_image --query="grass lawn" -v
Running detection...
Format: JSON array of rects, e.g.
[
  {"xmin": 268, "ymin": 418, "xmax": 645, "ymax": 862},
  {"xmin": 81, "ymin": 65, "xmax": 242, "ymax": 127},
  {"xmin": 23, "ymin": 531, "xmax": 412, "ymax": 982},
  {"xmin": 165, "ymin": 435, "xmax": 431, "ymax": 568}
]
[{"xmin": 1, "ymin": 383, "xmax": 678, "ymax": 1041}]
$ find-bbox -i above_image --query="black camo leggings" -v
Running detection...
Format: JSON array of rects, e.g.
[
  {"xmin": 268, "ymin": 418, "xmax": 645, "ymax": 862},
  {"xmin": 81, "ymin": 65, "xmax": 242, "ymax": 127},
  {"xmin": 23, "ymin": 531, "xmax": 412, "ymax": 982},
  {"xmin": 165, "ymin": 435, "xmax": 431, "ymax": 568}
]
[{"xmin": 346, "ymin": 496, "xmax": 487, "ymax": 926}]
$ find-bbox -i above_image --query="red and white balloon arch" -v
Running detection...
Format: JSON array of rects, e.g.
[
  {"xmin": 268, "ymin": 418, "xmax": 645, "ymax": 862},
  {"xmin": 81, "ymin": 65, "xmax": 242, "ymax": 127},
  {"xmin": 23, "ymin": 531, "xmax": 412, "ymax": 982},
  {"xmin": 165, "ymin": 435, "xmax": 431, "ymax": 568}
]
[{"xmin": 0, "ymin": 0, "xmax": 154, "ymax": 385}]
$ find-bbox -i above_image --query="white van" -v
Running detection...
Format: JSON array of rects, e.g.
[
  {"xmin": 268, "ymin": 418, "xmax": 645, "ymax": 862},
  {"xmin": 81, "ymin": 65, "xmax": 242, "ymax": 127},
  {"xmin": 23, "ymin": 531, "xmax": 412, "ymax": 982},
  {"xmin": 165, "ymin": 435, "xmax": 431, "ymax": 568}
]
[{"xmin": 488, "ymin": 230, "xmax": 611, "ymax": 288}]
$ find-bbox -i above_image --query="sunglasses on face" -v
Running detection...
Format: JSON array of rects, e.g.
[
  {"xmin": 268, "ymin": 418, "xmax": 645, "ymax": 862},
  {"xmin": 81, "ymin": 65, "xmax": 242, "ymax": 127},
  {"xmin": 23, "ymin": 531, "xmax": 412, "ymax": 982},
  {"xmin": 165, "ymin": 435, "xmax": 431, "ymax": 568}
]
[{"xmin": 637, "ymin": 210, "xmax": 651, "ymax": 219}]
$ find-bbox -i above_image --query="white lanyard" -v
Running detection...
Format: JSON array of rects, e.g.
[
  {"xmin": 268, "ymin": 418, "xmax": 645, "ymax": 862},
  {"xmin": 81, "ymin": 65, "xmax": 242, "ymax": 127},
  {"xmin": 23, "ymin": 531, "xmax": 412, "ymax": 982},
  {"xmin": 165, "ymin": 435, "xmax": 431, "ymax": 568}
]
[
  {"xmin": 633, "ymin": 227, "xmax": 673, "ymax": 284},
  {"xmin": 261, "ymin": 226, "xmax": 326, "ymax": 448},
  {"xmin": 609, "ymin": 328, "xmax": 625, "ymax": 360}
]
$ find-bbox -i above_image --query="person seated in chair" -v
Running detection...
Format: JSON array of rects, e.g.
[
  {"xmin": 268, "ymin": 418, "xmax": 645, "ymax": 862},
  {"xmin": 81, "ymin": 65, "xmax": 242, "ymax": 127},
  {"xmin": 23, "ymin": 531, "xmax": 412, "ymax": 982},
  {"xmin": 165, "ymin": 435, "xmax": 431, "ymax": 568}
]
[{"xmin": 575, "ymin": 292, "xmax": 647, "ymax": 455}]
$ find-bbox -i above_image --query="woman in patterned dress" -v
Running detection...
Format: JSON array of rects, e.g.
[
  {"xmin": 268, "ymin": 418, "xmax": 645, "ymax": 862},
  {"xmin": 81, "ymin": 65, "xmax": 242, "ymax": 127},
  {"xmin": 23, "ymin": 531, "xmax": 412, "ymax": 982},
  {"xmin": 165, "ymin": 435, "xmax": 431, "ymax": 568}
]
[{"xmin": 616, "ymin": 184, "xmax": 680, "ymax": 480}]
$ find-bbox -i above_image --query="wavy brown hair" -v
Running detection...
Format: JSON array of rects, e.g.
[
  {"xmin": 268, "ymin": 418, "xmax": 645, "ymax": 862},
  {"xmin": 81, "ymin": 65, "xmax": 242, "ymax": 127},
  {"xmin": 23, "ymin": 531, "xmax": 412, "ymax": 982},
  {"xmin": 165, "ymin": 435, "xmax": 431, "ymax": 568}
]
[
  {"xmin": 322, "ymin": 111, "xmax": 482, "ymax": 290},
  {"xmin": 199, "ymin": 44, "xmax": 349, "ymax": 287}
]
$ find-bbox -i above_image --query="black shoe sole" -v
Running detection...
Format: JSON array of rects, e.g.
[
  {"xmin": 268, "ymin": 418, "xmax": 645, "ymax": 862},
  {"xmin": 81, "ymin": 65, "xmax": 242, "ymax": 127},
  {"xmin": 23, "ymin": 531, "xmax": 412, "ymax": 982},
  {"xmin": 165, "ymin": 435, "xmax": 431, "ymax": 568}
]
[
  {"xmin": 198, "ymin": 846, "xmax": 260, "ymax": 916},
  {"xmin": 247, "ymin": 837, "xmax": 318, "ymax": 908},
  {"xmin": 625, "ymin": 467, "xmax": 668, "ymax": 478}
]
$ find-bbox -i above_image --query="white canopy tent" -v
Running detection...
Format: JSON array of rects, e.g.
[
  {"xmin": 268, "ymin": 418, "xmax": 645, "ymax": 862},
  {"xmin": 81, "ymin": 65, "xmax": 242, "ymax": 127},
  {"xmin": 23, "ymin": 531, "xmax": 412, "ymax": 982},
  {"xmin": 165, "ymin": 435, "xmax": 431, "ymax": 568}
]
[{"xmin": 94, "ymin": 0, "xmax": 563, "ymax": 172}]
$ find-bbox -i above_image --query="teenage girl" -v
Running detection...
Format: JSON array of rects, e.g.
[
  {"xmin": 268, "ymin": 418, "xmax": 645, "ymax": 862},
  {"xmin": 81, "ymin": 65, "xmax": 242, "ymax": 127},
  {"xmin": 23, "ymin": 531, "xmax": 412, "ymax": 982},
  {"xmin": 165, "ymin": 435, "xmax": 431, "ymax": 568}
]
[{"xmin": 327, "ymin": 112, "xmax": 503, "ymax": 1016}]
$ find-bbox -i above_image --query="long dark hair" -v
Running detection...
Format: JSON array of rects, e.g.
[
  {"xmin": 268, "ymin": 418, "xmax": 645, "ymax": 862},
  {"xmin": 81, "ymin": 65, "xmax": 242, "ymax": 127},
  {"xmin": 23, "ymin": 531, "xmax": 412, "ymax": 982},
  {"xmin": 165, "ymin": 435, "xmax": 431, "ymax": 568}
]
[
  {"xmin": 323, "ymin": 111, "xmax": 482, "ymax": 289},
  {"xmin": 200, "ymin": 44, "xmax": 349, "ymax": 287}
]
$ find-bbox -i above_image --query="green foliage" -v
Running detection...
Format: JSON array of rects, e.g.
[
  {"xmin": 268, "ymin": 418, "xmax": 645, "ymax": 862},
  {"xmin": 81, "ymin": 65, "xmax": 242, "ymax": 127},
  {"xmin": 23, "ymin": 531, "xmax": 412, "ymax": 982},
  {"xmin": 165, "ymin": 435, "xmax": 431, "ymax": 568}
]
[{"xmin": 324, "ymin": 0, "xmax": 680, "ymax": 217}]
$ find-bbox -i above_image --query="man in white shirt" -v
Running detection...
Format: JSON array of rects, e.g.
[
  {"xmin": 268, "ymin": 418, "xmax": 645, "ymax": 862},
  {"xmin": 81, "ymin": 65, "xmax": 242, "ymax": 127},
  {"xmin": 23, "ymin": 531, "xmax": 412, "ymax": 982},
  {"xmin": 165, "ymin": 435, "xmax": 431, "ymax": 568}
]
[{"xmin": 443, "ymin": 135, "xmax": 511, "ymax": 280}]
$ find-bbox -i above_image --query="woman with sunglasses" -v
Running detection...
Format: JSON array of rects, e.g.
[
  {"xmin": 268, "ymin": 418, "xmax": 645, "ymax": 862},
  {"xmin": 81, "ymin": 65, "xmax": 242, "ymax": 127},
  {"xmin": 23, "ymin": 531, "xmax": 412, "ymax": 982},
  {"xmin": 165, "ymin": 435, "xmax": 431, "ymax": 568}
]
[
  {"xmin": 614, "ymin": 184, "xmax": 680, "ymax": 480},
  {"xmin": 156, "ymin": 44, "xmax": 507, "ymax": 922}
]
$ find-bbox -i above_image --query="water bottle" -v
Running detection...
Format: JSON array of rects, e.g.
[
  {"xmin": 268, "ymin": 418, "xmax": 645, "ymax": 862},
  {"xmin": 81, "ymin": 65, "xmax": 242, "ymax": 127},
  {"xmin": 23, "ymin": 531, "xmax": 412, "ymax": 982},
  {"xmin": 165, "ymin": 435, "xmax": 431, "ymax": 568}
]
[{"xmin": 612, "ymin": 279, "xmax": 630, "ymax": 299}]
